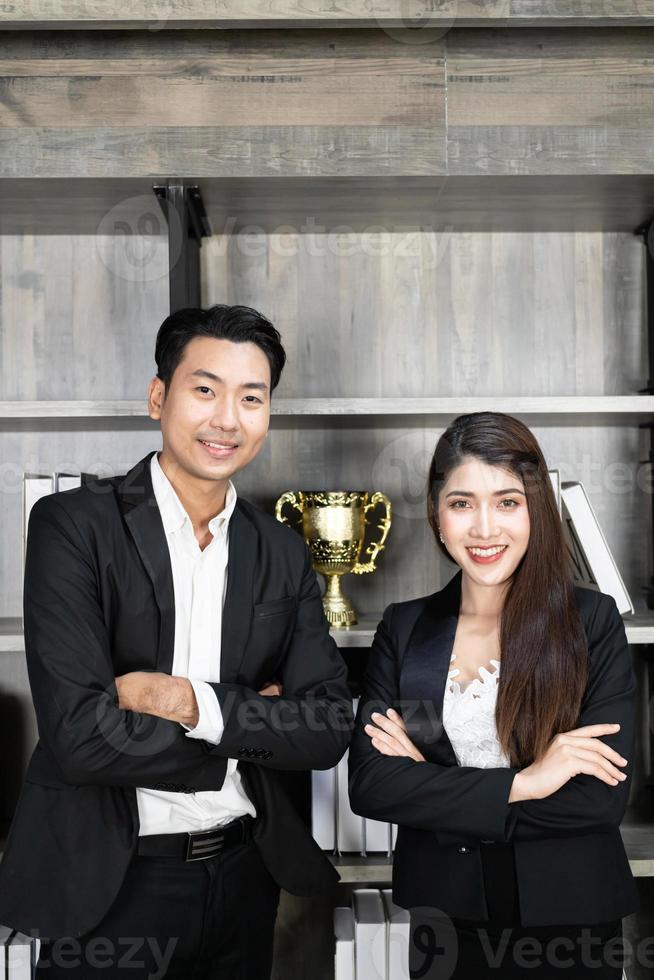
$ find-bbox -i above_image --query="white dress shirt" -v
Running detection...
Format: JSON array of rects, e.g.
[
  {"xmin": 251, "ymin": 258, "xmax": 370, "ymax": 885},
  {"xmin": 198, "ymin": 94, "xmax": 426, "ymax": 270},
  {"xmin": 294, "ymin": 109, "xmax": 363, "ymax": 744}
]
[{"xmin": 136, "ymin": 451, "xmax": 256, "ymax": 836}]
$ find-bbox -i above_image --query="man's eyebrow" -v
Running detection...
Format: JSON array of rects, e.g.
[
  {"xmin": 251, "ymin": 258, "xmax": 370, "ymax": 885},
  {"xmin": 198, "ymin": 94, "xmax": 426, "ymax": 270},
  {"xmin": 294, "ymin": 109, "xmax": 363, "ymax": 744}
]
[
  {"xmin": 189, "ymin": 369, "xmax": 269, "ymax": 392},
  {"xmin": 445, "ymin": 488, "xmax": 526, "ymax": 498}
]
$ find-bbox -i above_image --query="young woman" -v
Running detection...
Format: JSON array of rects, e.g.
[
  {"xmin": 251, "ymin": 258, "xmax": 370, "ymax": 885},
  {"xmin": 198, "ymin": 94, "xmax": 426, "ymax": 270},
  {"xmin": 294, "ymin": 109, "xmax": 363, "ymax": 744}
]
[{"xmin": 348, "ymin": 411, "xmax": 638, "ymax": 979}]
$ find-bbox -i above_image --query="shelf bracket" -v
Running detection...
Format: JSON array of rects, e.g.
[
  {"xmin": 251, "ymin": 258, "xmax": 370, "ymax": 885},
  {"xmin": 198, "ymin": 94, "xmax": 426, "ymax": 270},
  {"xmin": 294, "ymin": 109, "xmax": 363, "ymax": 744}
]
[
  {"xmin": 635, "ymin": 218, "xmax": 654, "ymax": 609},
  {"xmin": 152, "ymin": 184, "xmax": 212, "ymax": 313}
]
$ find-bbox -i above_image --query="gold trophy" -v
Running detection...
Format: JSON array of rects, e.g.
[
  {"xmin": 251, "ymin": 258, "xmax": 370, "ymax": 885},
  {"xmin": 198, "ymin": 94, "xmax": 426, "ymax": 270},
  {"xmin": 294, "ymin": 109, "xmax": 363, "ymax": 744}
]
[{"xmin": 275, "ymin": 490, "xmax": 392, "ymax": 628}]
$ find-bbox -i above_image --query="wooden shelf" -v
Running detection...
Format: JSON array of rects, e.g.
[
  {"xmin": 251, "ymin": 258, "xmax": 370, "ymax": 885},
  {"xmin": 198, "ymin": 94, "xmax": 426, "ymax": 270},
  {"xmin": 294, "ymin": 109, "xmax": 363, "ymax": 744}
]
[
  {"xmin": 3, "ymin": 612, "xmax": 653, "ymax": 653},
  {"xmin": 4, "ymin": 29, "xmax": 654, "ymax": 185},
  {"xmin": 329, "ymin": 819, "xmax": 654, "ymax": 882},
  {"xmin": 330, "ymin": 855, "xmax": 393, "ymax": 884},
  {"xmin": 3, "ymin": 176, "xmax": 654, "ymax": 236},
  {"xmin": 333, "ymin": 613, "xmax": 654, "ymax": 647},
  {"xmin": 2, "ymin": 1, "xmax": 653, "ymax": 30},
  {"xmin": 2, "ymin": 396, "xmax": 654, "ymax": 425},
  {"xmin": 0, "ymin": 619, "xmax": 23, "ymax": 654}
]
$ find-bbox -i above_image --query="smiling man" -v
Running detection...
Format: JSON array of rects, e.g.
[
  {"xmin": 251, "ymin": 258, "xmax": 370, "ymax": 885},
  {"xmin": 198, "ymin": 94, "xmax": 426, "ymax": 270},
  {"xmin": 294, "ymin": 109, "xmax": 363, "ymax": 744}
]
[{"xmin": 0, "ymin": 304, "xmax": 353, "ymax": 979}]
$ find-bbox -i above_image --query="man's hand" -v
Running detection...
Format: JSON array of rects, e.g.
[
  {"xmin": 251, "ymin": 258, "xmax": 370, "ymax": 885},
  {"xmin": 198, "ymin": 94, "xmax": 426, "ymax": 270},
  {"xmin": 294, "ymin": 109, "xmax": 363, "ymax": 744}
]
[
  {"xmin": 115, "ymin": 672, "xmax": 199, "ymax": 728},
  {"xmin": 259, "ymin": 679, "xmax": 283, "ymax": 697}
]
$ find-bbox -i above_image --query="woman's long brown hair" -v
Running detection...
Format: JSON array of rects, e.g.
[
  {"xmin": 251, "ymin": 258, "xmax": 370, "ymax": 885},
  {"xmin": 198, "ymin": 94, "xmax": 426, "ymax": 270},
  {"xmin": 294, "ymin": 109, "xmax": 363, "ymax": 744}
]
[{"xmin": 427, "ymin": 411, "xmax": 588, "ymax": 768}]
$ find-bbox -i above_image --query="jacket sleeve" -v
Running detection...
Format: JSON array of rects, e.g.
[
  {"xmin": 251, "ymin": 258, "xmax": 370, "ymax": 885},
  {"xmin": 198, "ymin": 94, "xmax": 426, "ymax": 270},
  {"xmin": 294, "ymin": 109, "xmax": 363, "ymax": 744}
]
[
  {"xmin": 507, "ymin": 591, "xmax": 636, "ymax": 841},
  {"xmin": 348, "ymin": 603, "xmax": 521, "ymax": 842},
  {"xmin": 348, "ymin": 593, "xmax": 636, "ymax": 845},
  {"xmin": 202, "ymin": 542, "xmax": 354, "ymax": 771},
  {"xmin": 23, "ymin": 495, "xmax": 231, "ymax": 791}
]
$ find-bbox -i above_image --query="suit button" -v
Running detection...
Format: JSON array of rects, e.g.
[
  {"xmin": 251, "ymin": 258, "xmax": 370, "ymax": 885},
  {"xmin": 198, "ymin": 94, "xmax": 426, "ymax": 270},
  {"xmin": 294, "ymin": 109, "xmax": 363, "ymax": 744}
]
[
  {"xmin": 238, "ymin": 748, "xmax": 248, "ymax": 757},
  {"xmin": 264, "ymin": 751, "xmax": 273, "ymax": 760},
  {"xmin": 457, "ymin": 846, "xmax": 470, "ymax": 854},
  {"xmin": 255, "ymin": 749, "xmax": 266, "ymax": 759}
]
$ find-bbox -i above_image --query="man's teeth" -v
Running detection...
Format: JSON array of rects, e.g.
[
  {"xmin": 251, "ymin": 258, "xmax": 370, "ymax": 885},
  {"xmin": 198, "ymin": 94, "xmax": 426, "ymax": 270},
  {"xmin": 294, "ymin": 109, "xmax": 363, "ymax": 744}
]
[
  {"xmin": 201, "ymin": 440, "xmax": 235, "ymax": 449},
  {"xmin": 468, "ymin": 546, "xmax": 507, "ymax": 557}
]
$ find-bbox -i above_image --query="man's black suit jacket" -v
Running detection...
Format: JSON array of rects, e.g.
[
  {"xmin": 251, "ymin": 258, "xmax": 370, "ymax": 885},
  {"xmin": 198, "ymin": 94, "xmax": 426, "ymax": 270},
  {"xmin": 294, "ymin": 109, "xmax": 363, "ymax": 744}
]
[
  {"xmin": 0, "ymin": 450, "xmax": 354, "ymax": 939},
  {"xmin": 348, "ymin": 569, "xmax": 640, "ymax": 926}
]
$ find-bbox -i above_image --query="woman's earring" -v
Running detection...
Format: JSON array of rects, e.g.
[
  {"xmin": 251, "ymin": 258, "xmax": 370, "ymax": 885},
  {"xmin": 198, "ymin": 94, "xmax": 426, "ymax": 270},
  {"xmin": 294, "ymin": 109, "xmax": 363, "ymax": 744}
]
[{"xmin": 438, "ymin": 529, "xmax": 444, "ymax": 544}]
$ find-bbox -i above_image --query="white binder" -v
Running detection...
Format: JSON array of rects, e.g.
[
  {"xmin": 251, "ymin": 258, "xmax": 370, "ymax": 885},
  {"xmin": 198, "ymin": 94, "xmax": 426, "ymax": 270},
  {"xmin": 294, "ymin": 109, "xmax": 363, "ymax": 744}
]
[
  {"xmin": 382, "ymin": 889, "xmax": 410, "ymax": 980},
  {"xmin": 352, "ymin": 889, "xmax": 387, "ymax": 980},
  {"xmin": 334, "ymin": 907, "xmax": 355, "ymax": 980}
]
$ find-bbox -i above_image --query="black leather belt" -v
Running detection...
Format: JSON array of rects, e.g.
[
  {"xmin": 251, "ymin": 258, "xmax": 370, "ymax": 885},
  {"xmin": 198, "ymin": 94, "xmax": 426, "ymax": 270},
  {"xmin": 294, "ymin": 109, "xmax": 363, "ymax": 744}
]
[{"xmin": 137, "ymin": 815, "xmax": 254, "ymax": 862}]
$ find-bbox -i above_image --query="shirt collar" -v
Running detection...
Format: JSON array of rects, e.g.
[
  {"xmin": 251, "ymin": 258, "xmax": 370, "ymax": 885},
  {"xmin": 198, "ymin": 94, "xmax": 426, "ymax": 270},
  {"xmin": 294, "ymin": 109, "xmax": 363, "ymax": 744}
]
[{"xmin": 150, "ymin": 451, "xmax": 238, "ymax": 537}]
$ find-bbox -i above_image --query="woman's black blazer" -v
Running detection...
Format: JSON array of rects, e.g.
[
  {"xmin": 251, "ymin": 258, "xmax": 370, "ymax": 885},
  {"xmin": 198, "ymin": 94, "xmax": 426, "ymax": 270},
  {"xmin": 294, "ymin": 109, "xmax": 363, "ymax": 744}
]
[{"xmin": 348, "ymin": 570, "xmax": 639, "ymax": 926}]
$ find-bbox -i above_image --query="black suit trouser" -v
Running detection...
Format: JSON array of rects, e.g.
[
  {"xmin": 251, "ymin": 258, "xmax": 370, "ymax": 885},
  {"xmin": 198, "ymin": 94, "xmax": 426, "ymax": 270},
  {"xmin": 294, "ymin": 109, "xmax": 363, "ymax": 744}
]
[{"xmin": 34, "ymin": 832, "xmax": 280, "ymax": 979}]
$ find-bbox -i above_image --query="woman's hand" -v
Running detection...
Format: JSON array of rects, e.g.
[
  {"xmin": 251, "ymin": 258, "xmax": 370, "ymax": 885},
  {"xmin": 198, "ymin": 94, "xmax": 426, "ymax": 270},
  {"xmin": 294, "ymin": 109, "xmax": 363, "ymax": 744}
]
[
  {"xmin": 365, "ymin": 708, "xmax": 426, "ymax": 762},
  {"xmin": 509, "ymin": 723, "xmax": 628, "ymax": 802}
]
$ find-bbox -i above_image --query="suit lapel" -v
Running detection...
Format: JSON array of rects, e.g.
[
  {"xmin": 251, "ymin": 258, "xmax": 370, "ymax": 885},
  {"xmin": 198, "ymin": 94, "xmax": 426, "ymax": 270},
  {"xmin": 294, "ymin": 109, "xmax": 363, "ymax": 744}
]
[
  {"xmin": 117, "ymin": 451, "xmax": 176, "ymax": 672},
  {"xmin": 219, "ymin": 504, "xmax": 257, "ymax": 683},
  {"xmin": 400, "ymin": 570, "xmax": 463, "ymax": 766},
  {"xmin": 116, "ymin": 450, "xmax": 257, "ymax": 681}
]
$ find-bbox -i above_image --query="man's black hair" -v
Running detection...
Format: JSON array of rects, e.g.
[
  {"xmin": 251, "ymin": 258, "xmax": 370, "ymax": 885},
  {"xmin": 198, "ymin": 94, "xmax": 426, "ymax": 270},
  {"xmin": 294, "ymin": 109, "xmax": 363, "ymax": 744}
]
[{"xmin": 155, "ymin": 304, "xmax": 286, "ymax": 393}]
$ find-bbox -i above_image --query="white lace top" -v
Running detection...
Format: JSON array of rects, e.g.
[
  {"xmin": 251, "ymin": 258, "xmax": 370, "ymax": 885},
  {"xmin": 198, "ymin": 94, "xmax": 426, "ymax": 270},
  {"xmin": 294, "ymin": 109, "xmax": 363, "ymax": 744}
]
[{"xmin": 442, "ymin": 653, "xmax": 511, "ymax": 768}]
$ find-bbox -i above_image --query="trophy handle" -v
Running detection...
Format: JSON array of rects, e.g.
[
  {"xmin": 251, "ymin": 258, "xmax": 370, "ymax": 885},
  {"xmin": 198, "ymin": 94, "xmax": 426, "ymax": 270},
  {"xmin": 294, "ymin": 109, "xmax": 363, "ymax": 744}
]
[
  {"xmin": 275, "ymin": 491, "xmax": 303, "ymax": 527},
  {"xmin": 352, "ymin": 491, "xmax": 392, "ymax": 575}
]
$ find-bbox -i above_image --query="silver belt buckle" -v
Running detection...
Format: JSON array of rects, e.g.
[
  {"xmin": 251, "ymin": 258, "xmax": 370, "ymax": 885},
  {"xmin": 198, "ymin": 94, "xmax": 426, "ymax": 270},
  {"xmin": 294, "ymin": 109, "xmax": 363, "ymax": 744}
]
[{"xmin": 185, "ymin": 827, "xmax": 225, "ymax": 862}]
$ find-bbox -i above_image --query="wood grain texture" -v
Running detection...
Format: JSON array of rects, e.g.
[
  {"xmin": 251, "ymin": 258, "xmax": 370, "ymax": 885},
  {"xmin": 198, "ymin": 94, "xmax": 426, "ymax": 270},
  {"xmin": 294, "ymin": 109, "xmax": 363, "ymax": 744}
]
[
  {"xmin": 201, "ymin": 229, "xmax": 646, "ymax": 399},
  {"xmin": 3, "ymin": 26, "xmax": 654, "ymax": 179},
  {"xmin": 2, "ymin": 1, "xmax": 654, "ymax": 29},
  {"xmin": 3, "ymin": 176, "xmax": 654, "ymax": 234},
  {"xmin": 0, "ymin": 125, "xmax": 445, "ymax": 178},
  {"xmin": 0, "ymin": 29, "xmax": 446, "ymax": 178},
  {"xmin": 447, "ymin": 28, "xmax": 654, "ymax": 174},
  {"xmin": 1, "ymin": 228, "xmax": 648, "ymax": 614}
]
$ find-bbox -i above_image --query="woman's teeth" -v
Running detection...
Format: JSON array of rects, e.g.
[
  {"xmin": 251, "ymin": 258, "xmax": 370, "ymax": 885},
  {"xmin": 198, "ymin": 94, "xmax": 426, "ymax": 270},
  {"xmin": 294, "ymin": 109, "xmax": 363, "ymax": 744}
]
[{"xmin": 468, "ymin": 546, "xmax": 507, "ymax": 557}]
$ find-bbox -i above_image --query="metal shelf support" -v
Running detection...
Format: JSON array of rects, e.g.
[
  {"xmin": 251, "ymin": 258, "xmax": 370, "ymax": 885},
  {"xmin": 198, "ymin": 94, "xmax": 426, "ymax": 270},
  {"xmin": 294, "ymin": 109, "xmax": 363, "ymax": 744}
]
[{"xmin": 152, "ymin": 184, "xmax": 212, "ymax": 314}]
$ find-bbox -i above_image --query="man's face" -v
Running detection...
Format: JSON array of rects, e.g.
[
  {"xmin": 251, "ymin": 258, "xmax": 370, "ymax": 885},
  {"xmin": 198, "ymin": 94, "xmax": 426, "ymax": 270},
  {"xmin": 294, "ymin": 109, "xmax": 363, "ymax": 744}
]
[{"xmin": 147, "ymin": 335, "xmax": 271, "ymax": 484}]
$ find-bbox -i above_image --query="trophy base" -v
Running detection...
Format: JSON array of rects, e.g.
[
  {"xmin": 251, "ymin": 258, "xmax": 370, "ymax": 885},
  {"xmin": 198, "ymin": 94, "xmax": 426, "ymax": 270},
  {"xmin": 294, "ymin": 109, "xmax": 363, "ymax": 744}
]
[{"xmin": 322, "ymin": 602, "xmax": 357, "ymax": 629}]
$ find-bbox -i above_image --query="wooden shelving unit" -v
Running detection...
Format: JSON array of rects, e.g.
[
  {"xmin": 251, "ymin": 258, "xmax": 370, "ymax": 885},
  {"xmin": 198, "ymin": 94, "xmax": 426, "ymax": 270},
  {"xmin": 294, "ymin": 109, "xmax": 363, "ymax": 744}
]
[
  {"xmin": 3, "ymin": 0, "xmax": 654, "ymax": 30},
  {"xmin": 329, "ymin": 818, "xmax": 654, "ymax": 881},
  {"xmin": 3, "ymin": 613, "xmax": 654, "ymax": 652},
  {"xmin": 2, "ymin": 396, "xmax": 654, "ymax": 423},
  {"xmin": 2, "ymin": 6, "xmax": 654, "ymax": 977}
]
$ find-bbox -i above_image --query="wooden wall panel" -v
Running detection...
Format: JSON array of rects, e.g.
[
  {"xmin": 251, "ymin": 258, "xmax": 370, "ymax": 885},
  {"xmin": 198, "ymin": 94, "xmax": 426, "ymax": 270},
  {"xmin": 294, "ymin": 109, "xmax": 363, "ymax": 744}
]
[
  {"xmin": 0, "ymin": 423, "xmax": 648, "ymax": 621},
  {"xmin": 2, "ymin": 26, "xmax": 654, "ymax": 178},
  {"xmin": 0, "ymin": 228, "xmax": 647, "ymax": 617},
  {"xmin": 0, "ymin": 222, "xmax": 648, "ymax": 714},
  {"xmin": 201, "ymin": 229, "xmax": 645, "ymax": 398},
  {"xmin": 0, "ymin": 235, "xmax": 168, "ymax": 402},
  {"xmin": 0, "ymin": 30, "xmax": 446, "ymax": 178},
  {"xmin": 447, "ymin": 28, "xmax": 654, "ymax": 174},
  {"xmin": 1, "ymin": 1, "xmax": 653, "ymax": 29}
]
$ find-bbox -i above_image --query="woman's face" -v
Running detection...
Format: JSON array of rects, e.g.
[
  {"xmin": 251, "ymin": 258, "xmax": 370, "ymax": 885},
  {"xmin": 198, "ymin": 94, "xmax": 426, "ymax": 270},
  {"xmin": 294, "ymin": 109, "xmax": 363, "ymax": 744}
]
[{"xmin": 437, "ymin": 457, "xmax": 531, "ymax": 588}]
